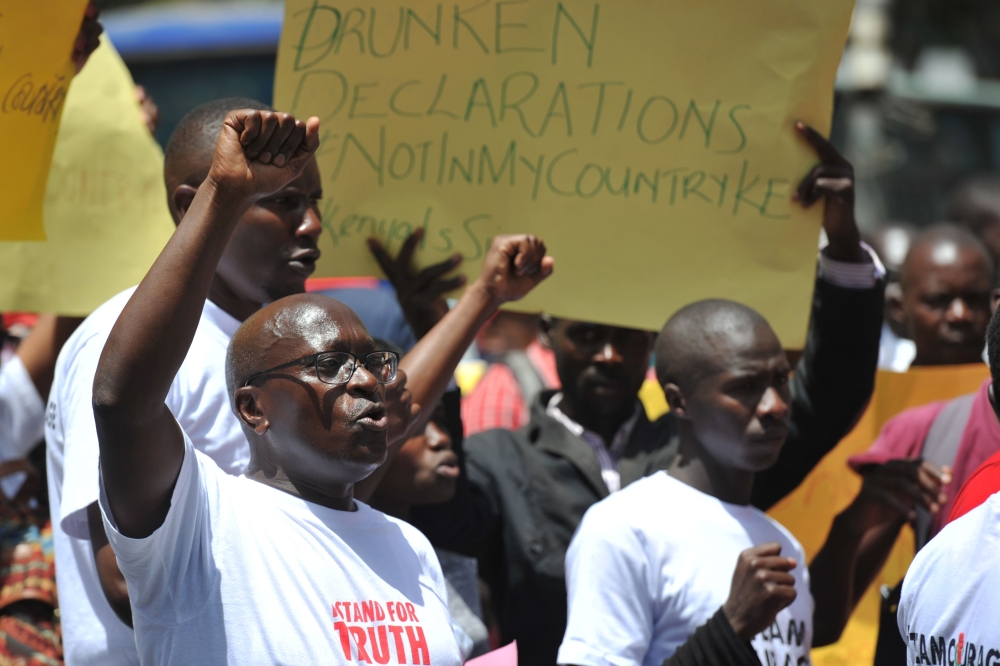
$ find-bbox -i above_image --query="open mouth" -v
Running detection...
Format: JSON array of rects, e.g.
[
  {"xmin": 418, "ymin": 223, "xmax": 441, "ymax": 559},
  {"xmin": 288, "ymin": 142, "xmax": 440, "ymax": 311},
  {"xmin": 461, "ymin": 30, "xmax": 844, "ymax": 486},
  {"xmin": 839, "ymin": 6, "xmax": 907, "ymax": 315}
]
[
  {"xmin": 288, "ymin": 249, "xmax": 320, "ymax": 276},
  {"xmin": 355, "ymin": 405, "xmax": 388, "ymax": 431},
  {"xmin": 435, "ymin": 456, "xmax": 460, "ymax": 479}
]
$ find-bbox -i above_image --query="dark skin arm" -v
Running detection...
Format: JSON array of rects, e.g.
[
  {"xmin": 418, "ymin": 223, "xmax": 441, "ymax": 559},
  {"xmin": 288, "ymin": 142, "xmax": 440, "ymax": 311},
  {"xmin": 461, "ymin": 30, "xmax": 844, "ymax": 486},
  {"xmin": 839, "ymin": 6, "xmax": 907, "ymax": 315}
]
[
  {"xmin": 87, "ymin": 502, "xmax": 131, "ymax": 627},
  {"xmin": 92, "ymin": 110, "xmax": 320, "ymax": 538},
  {"xmin": 354, "ymin": 235, "xmax": 553, "ymax": 502},
  {"xmin": 792, "ymin": 121, "xmax": 864, "ymax": 264},
  {"xmin": 809, "ymin": 459, "xmax": 948, "ymax": 646}
]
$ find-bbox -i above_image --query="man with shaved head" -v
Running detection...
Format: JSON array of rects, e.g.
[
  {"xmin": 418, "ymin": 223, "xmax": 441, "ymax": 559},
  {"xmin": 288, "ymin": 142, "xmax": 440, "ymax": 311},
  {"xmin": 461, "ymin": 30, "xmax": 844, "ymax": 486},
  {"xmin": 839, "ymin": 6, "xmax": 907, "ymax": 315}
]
[
  {"xmin": 887, "ymin": 224, "xmax": 994, "ymax": 368},
  {"xmin": 44, "ymin": 95, "xmax": 547, "ymax": 663},
  {"xmin": 559, "ymin": 300, "xmax": 937, "ymax": 666},
  {"xmin": 89, "ymin": 109, "xmax": 551, "ymax": 662},
  {"xmin": 404, "ymin": 123, "xmax": 886, "ymax": 665},
  {"xmin": 46, "ymin": 96, "xmax": 323, "ymax": 665}
]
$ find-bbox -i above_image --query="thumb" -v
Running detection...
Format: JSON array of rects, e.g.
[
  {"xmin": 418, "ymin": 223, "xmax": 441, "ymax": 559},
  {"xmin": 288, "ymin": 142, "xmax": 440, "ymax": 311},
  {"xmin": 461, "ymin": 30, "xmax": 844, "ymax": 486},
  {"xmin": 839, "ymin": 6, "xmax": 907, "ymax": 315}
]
[{"xmin": 290, "ymin": 116, "xmax": 321, "ymax": 163}]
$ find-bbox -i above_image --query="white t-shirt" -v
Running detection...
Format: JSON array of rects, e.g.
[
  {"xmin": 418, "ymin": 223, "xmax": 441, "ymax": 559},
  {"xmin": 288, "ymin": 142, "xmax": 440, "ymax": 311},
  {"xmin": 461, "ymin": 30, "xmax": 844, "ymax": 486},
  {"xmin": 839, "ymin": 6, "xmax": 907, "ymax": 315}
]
[
  {"xmin": 898, "ymin": 492, "xmax": 1000, "ymax": 663},
  {"xmin": 558, "ymin": 472, "xmax": 814, "ymax": 666},
  {"xmin": 45, "ymin": 287, "xmax": 247, "ymax": 666},
  {"xmin": 0, "ymin": 354, "xmax": 44, "ymax": 462},
  {"xmin": 101, "ymin": 431, "xmax": 463, "ymax": 666}
]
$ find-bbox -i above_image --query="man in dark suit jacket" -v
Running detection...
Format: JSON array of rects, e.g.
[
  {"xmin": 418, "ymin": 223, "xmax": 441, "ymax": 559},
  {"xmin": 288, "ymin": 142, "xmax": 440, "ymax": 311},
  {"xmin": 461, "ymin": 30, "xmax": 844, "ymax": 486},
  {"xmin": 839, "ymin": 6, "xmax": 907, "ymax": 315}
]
[{"xmin": 410, "ymin": 124, "xmax": 886, "ymax": 665}]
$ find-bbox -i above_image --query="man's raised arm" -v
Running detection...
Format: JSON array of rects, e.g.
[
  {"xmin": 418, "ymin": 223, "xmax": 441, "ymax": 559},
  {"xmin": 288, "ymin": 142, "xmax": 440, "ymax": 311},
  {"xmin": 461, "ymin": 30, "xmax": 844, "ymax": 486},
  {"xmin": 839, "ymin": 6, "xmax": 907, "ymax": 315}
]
[
  {"xmin": 355, "ymin": 235, "xmax": 554, "ymax": 501},
  {"xmin": 91, "ymin": 110, "xmax": 319, "ymax": 539}
]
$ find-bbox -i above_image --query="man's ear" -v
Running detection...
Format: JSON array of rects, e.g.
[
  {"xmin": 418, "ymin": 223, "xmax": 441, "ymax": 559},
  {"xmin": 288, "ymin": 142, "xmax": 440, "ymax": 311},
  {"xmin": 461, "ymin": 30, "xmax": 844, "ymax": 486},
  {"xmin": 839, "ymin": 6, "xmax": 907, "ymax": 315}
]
[
  {"xmin": 885, "ymin": 282, "xmax": 907, "ymax": 332},
  {"xmin": 234, "ymin": 387, "xmax": 269, "ymax": 434},
  {"xmin": 171, "ymin": 184, "xmax": 199, "ymax": 222},
  {"xmin": 537, "ymin": 314, "xmax": 555, "ymax": 350},
  {"xmin": 991, "ymin": 288, "xmax": 1000, "ymax": 315},
  {"xmin": 662, "ymin": 383, "xmax": 689, "ymax": 419}
]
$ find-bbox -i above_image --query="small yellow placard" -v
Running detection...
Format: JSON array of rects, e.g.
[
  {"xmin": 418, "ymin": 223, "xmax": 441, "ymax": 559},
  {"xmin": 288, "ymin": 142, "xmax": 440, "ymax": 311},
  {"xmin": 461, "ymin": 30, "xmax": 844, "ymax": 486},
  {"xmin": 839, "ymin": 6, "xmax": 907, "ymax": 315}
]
[
  {"xmin": 275, "ymin": 0, "xmax": 854, "ymax": 345},
  {"xmin": 0, "ymin": 0, "xmax": 88, "ymax": 240},
  {"xmin": 0, "ymin": 36, "xmax": 175, "ymax": 314}
]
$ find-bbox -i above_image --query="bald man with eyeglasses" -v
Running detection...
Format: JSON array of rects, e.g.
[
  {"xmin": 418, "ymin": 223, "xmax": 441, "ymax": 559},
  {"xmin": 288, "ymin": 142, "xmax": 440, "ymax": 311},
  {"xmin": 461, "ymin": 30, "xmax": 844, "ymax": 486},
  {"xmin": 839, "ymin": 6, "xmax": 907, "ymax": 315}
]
[{"xmin": 88, "ymin": 108, "xmax": 553, "ymax": 664}]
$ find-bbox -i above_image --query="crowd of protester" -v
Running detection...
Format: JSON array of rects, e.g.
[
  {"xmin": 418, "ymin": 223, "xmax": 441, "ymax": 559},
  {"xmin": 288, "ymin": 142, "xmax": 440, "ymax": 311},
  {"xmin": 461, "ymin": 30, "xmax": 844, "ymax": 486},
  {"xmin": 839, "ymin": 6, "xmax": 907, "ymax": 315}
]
[{"xmin": 2, "ymin": 8, "xmax": 1000, "ymax": 666}]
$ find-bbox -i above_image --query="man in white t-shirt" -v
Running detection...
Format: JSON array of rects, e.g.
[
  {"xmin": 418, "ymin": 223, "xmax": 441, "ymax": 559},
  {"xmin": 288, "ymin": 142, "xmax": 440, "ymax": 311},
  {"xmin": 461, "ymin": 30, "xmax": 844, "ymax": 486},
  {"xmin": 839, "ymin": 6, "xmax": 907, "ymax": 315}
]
[
  {"xmin": 896, "ymin": 309, "xmax": 1000, "ymax": 659},
  {"xmin": 45, "ymin": 96, "xmax": 323, "ymax": 665},
  {"xmin": 559, "ymin": 299, "xmax": 937, "ymax": 666},
  {"xmin": 91, "ymin": 108, "xmax": 553, "ymax": 663}
]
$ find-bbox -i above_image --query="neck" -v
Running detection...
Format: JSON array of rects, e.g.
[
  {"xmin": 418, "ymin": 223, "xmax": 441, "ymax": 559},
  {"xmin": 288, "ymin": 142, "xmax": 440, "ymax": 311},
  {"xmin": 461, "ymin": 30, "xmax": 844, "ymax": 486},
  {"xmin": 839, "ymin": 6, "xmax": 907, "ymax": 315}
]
[
  {"xmin": 557, "ymin": 393, "xmax": 634, "ymax": 444},
  {"xmin": 668, "ymin": 423, "xmax": 755, "ymax": 505},
  {"xmin": 246, "ymin": 466, "xmax": 356, "ymax": 512},
  {"xmin": 207, "ymin": 274, "xmax": 263, "ymax": 323}
]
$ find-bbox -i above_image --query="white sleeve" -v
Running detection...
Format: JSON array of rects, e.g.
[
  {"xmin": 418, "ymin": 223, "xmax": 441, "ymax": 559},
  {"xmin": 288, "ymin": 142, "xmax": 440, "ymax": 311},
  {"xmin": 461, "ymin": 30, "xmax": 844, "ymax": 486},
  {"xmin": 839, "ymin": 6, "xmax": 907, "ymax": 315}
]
[
  {"xmin": 817, "ymin": 242, "xmax": 885, "ymax": 289},
  {"xmin": 58, "ymin": 332, "xmax": 119, "ymax": 540},
  {"xmin": 58, "ymin": 335, "xmax": 108, "ymax": 539},
  {"xmin": 0, "ymin": 356, "xmax": 45, "ymax": 461},
  {"xmin": 99, "ymin": 429, "xmax": 218, "ymax": 627},
  {"xmin": 558, "ymin": 508, "xmax": 653, "ymax": 666}
]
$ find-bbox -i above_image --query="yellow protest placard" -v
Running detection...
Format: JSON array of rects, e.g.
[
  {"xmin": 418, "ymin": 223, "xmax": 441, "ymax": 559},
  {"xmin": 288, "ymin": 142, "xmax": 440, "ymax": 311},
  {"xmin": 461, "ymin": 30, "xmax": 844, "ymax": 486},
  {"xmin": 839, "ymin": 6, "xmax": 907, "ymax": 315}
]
[
  {"xmin": 0, "ymin": 36, "xmax": 175, "ymax": 315},
  {"xmin": 768, "ymin": 365, "xmax": 991, "ymax": 666},
  {"xmin": 0, "ymin": 0, "xmax": 88, "ymax": 240},
  {"xmin": 275, "ymin": 0, "xmax": 854, "ymax": 345}
]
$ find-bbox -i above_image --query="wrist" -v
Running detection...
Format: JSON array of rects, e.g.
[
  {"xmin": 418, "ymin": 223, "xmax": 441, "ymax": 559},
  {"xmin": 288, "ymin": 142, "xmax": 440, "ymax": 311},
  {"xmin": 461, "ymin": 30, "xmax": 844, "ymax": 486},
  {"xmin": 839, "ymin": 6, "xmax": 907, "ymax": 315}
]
[
  {"xmin": 721, "ymin": 603, "xmax": 751, "ymax": 640},
  {"xmin": 823, "ymin": 232, "xmax": 865, "ymax": 263},
  {"xmin": 203, "ymin": 172, "xmax": 258, "ymax": 209},
  {"xmin": 466, "ymin": 279, "xmax": 504, "ymax": 314}
]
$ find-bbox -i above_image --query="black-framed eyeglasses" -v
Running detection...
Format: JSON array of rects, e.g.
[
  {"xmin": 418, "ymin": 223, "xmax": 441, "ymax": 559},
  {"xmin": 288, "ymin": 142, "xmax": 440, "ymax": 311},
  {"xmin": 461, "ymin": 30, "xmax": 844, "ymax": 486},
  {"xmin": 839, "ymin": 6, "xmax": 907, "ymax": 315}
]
[{"xmin": 243, "ymin": 350, "xmax": 399, "ymax": 387}]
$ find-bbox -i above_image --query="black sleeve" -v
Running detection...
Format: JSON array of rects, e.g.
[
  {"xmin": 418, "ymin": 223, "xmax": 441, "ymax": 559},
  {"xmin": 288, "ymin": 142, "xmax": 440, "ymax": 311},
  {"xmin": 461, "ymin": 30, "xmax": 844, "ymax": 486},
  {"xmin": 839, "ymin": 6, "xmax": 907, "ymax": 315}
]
[
  {"xmin": 751, "ymin": 272, "xmax": 884, "ymax": 510},
  {"xmin": 408, "ymin": 389, "xmax": 503, "ymax": 556},
  {"xmin": 661, "ymin": 608, "xmax": 762, "ymax": 666}
]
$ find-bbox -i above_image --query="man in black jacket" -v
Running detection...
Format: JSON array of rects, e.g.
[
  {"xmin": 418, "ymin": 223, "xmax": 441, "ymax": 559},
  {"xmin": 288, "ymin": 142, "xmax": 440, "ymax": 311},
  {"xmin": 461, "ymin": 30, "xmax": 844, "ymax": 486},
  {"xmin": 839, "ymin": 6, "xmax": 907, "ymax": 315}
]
[{"xmin": 409, "ymin": 123, "xmax": 885, "ymax": 665}]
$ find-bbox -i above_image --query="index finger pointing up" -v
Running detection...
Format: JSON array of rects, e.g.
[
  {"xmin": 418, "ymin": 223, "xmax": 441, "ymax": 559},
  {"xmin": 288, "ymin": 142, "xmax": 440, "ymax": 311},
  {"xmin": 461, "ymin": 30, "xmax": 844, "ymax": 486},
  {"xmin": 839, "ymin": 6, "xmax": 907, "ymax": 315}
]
[{"xmin": 796, "ymin": 121, "xmax": 849, "ymax": 167}]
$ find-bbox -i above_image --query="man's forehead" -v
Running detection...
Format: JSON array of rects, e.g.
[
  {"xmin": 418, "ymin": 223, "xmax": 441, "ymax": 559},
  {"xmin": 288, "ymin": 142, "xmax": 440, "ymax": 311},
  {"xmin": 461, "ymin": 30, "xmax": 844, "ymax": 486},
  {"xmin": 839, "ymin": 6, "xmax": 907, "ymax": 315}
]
[
  {"xmin": 290, "ymin": 158, "xmax": 322, "ymax": 190},
  {"xmin": 261, "ymin": 299, "xmax": 373, "ymax": 356},
  {"xmin": 707, "ymin": 326, "xmax": 784, "ymax": 369},
  {"xmin": 915, "ymin": 256, "xmax": 993, "ymax": 293}
]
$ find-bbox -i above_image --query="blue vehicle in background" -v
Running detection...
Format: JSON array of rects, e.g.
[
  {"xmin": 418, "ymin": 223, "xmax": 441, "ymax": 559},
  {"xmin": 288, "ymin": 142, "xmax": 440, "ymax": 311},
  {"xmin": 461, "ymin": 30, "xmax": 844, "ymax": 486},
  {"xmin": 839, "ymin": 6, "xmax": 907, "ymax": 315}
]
[{"xmin": 103, "ymin": 2, "xmax": 283, "ymax": 146}]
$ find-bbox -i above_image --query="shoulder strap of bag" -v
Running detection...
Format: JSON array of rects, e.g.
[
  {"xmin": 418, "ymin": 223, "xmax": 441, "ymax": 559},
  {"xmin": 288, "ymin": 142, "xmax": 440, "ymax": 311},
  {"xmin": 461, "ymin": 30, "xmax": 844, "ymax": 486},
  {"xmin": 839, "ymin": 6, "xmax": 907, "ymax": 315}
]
[{"xmin": 914, "ymin": 392, "xmax": 975, "ymax": 549}]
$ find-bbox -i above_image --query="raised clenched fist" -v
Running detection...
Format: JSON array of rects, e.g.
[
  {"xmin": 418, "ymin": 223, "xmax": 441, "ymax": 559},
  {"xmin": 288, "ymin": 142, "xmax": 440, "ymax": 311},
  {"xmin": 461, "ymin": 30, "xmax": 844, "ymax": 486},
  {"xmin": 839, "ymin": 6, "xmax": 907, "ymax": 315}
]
[
  {"xmin": 475, "ymin": 234, "xmax": 555, "ymax": 306},
  {"xmin": 207, "ymin": 110, "xmax": 320, "ymax": 204},
  {"xmin": 722, "ymin": 543, "xmax": 798, "ymax": 640}
]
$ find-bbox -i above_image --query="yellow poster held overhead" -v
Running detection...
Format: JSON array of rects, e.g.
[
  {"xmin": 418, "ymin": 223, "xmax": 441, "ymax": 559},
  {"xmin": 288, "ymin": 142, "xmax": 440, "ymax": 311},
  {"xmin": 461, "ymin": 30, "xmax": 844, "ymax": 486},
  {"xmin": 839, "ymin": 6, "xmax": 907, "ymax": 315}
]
[
  {"xmin": 0, "ymin": 0, "xmax": 88, "ymax": 240},
  {"xmin": 0, "ymin": 36, "xmax": 175, "ymax": 315},
  {"xmin": 275, "ymin": 0, "xmax": 854, "ymax": 345}
]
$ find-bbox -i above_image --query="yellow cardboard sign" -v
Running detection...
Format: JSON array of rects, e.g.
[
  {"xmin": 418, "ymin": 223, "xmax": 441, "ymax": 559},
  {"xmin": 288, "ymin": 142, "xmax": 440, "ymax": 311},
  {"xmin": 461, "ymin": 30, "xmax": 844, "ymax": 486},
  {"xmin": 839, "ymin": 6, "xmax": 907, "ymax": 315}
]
[
  {"xmin": 0, "ymin": 0, "xmax": 88, "ymax": 240},
  {"xmin": 0, "ymin": 36, "xmax": 175, "ymax": 315},
  {"xmin": 768, "ymin": 365, "xmax": 991, "ymax": 665},
  {"xmin": 275, "ymin": 0, "xmax": 854, "ymax": 345}
]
